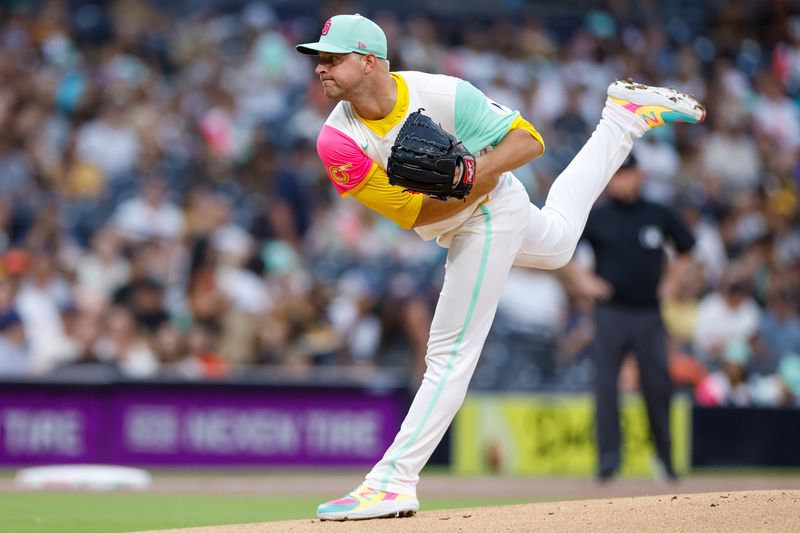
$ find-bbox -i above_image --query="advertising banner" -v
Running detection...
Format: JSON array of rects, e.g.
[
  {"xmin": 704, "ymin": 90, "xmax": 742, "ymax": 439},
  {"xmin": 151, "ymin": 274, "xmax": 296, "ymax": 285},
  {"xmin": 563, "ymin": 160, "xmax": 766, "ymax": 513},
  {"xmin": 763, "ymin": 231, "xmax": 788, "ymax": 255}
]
[
  {"xmin": 453, "ymin": 393, "xmax": 690, "ymax": 476},
  {"xmin": 0, "ymin": 383, "xmax": 405, "ymax": 467},
  {"xmin": 0, "ymin": 390, "xmax": 104, "ymax": 464}
]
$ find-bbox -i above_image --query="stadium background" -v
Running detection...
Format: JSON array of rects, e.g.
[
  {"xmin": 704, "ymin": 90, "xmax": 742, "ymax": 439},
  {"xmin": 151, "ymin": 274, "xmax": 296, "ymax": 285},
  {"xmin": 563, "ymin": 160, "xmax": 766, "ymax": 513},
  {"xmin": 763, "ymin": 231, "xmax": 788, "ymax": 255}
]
[{"xmin": 1, "ymin": 0, "xmax": 800, "ymax": 530}]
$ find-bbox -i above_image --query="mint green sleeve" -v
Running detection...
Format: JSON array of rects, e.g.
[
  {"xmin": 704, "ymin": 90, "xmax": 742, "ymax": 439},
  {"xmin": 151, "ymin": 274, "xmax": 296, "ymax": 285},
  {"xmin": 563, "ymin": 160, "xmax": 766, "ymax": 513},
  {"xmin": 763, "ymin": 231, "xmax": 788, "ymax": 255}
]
[{"xmin": 454, "ymin": 80, "xmax": 520, "ymax": 153}]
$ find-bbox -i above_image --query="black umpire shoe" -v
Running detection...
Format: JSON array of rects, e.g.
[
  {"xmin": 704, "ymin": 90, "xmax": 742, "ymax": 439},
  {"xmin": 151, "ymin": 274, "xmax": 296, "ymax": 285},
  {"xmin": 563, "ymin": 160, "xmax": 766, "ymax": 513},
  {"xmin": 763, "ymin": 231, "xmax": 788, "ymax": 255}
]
[
  {"xmin": 653, "ymin": 458, "xmax": 679, "ymax": 485},
  {"xmin": 595, "ymin": 470, "xmax": 616, "ymax": 485}
]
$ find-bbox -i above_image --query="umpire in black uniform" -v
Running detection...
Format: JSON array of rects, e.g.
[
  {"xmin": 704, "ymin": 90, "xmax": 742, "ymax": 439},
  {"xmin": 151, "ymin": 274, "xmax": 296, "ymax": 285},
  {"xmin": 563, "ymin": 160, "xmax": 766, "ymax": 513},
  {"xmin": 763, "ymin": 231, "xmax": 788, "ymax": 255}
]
[{"xmin": 563, "ymin": 153, "xmax": 695, "ymax": 482}]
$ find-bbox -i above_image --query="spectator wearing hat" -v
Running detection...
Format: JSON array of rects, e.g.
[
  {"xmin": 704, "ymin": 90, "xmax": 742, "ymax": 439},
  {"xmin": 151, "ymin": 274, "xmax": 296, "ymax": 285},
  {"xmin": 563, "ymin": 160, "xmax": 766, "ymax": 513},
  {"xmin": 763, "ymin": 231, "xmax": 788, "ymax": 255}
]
[{"xmin": 562, "ymin": 153, "xmax": 695, "ymax": 483}]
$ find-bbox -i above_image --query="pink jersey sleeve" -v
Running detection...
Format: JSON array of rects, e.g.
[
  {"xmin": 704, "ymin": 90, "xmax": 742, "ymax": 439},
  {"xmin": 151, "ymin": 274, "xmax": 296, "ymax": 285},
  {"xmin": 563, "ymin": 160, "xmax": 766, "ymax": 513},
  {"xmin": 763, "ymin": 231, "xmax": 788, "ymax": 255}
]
[{"xmin": 317, "ymin": 125, "xmax": 375, "ymax": 196}]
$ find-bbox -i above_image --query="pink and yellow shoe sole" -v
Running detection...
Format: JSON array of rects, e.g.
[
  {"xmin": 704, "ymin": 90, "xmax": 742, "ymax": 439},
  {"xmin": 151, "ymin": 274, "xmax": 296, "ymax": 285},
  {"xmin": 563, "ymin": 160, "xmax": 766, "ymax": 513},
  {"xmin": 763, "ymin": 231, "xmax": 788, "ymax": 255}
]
[{"xmin": 608, "ymin": 79, "xmax": 706, "ymax": 127}]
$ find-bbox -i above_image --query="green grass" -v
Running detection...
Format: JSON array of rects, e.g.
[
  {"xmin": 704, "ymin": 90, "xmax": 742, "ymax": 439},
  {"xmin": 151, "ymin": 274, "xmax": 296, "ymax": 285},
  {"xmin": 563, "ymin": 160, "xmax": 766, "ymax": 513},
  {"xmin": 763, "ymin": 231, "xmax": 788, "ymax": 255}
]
[{"xmin": 0, "ymin": 493, "xmax": 529, "ymax": 533}]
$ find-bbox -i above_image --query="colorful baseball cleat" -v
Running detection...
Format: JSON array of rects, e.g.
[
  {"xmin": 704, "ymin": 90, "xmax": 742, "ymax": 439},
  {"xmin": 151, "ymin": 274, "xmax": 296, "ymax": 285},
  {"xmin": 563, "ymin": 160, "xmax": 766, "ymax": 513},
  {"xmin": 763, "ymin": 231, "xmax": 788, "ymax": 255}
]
[
  {"xmin": 608, "ymin": 78, "xmax": 706, "ymax": 128},
  {"xmin": 316, "ymin": 484, "xmax": 419, "ymax": 521}
]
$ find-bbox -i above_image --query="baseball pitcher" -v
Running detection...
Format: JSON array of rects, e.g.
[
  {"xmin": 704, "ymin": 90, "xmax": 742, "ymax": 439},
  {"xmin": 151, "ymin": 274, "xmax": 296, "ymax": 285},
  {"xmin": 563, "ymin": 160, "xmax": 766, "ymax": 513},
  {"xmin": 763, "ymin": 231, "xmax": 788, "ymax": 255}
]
[{"xmin": 296, "ymin": 13, "xmax": 705, "ymax": 521}]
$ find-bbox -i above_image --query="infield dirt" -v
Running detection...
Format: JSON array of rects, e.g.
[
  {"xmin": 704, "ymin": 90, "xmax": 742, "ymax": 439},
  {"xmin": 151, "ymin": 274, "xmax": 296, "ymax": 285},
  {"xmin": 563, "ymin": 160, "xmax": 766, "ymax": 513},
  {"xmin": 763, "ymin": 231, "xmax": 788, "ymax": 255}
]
[{"xmin": 135, "ymin": 489, "xmax": 800, "ymax": 533}]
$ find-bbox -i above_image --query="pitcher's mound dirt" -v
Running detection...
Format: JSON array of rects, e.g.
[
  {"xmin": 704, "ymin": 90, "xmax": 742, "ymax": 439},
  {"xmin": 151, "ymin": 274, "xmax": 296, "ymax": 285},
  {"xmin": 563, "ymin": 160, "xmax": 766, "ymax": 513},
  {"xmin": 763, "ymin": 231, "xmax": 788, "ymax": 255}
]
[{"xmin": 136, "ymin": 490, "xmax": 799, "ymax": 533}]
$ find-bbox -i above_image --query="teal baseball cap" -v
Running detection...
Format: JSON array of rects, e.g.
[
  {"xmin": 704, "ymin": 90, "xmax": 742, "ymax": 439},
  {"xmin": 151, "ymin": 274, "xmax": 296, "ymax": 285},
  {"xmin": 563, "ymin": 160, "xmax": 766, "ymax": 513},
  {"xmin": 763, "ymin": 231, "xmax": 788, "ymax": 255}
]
[{"xmin": 296, "ymin": 14, "xmax": 388, "ymax": 60}]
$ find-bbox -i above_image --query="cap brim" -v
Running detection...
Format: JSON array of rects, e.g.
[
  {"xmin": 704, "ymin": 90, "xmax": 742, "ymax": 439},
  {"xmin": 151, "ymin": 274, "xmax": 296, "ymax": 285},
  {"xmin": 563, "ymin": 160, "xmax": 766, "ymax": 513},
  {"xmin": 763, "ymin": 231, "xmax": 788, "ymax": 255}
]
[{"xmin": 296, "ymin": 42, "xmax": 352, "ymax": 55}]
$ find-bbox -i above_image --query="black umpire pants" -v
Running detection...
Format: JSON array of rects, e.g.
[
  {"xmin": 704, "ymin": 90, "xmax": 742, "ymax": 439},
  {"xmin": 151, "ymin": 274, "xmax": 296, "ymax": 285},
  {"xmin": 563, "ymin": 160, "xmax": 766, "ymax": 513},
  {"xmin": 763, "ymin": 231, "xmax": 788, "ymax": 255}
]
[{"xmin": 592, "ymin": 304, "xmax": 673, "ymax": 476}]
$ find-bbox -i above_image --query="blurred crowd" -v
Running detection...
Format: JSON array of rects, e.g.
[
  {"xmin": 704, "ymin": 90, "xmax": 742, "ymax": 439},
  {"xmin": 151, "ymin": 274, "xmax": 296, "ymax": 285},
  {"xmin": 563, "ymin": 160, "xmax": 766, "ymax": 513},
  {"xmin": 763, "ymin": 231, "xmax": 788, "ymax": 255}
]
[{"xmin": 0, "ymin": 0, "xmax": 799, "ymax": 407}]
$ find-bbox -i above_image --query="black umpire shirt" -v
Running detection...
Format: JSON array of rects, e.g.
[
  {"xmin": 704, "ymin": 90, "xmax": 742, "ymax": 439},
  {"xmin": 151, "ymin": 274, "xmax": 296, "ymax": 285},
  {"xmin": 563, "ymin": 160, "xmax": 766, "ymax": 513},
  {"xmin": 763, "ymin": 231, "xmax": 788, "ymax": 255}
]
[{"xmin": 582, "ymin": 197, "xmax": 695, "ymax": 308}]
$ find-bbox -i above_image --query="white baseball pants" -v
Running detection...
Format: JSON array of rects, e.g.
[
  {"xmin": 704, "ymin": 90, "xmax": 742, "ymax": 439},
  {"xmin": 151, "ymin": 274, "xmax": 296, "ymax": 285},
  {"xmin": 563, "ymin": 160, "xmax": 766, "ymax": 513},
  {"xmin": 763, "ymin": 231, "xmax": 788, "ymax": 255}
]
[{"xmin": 364, "ymin": 100, "xmax": 648, "ymax": 497}]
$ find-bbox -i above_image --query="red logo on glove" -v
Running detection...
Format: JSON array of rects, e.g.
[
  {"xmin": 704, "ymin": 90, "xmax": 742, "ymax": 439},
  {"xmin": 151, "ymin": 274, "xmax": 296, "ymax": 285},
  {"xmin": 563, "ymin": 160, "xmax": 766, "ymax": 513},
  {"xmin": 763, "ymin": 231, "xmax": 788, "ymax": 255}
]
[
  {"xmin": 462, "ymin": 158, "xmax": 476, "ymax": 185},
  {"xmin": 321, "ymin": 19, "xmax": 332, "ymax": 35}
]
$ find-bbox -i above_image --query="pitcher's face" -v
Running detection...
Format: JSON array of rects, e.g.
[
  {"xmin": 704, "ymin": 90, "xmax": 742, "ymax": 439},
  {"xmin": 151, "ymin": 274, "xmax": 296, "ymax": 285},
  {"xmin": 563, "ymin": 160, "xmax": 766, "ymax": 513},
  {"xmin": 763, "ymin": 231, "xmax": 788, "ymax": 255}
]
[{"xmin": 315, "ymin": 52, "xmax": 367, "ymax": 101}]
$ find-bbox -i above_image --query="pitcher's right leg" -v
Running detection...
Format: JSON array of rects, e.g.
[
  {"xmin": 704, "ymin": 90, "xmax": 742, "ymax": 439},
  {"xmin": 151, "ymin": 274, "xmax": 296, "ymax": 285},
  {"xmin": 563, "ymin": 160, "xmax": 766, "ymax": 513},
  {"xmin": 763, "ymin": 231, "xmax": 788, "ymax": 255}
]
[{"xmin": 513, "ymin": 80, "xmax": 705, "ymax": 270}]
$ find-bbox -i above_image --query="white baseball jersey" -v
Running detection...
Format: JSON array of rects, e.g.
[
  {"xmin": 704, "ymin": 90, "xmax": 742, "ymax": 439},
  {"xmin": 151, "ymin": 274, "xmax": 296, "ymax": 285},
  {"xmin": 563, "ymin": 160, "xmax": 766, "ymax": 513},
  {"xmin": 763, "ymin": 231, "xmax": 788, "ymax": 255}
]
[{"xmin": 317, "ymin": 71, "xmax": 542, "ymax": 241}]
